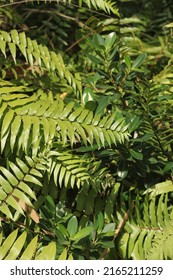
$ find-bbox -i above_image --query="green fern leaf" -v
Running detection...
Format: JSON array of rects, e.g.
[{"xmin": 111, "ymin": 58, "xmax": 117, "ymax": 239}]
[
  {"xmin": 5, "ymin": 231, "xmax": 27, "ymax": 260},
  {"xmin": 20, "ymin": 236, "xmax": 38, "ymax": 260},
  {"xmin": 0, "ymin": 229, "xmax": 18, "ymax": 260},
  {"xmin": 35, "ymin": 242, "xmax": 56, "ymax": 260}
]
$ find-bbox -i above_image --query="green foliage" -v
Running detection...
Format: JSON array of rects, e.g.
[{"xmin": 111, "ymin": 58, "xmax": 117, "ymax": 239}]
[
  {"xmin": 114, "ymin": 186, "xmax": 173, "ymax": 260},
  {"xmin": 0, "ymin": 0, "xmax": 173, "ymax": 260},
  {"xmin": 0, "ymin": 229, "xmax": 56, "ymax": 260}
]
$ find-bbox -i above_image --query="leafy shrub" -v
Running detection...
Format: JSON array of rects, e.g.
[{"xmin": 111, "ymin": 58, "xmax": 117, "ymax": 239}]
[{"xmin": 0, "ymin": 0, "xmax": 173, "ymax": 260}]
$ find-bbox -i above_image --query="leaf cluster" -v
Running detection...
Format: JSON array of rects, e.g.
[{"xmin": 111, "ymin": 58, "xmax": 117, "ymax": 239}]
[{"xmin": 0, "ymin": 0, "xmax": 173, "ymax": 260}]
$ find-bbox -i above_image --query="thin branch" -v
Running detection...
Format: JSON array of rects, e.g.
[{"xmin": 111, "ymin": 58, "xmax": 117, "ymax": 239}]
[{"xmin": 99, "ymin": 201, "xmax": 135, "ymax": 260}]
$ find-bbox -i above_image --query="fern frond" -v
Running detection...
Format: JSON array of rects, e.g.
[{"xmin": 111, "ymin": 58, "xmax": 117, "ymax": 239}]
[
  {"xmin": 80, "ymin": 0, "xmax": 119, "ymax": 15},
  {"xmin": 0, "ymin": 29, "xmax": 81, "ymax": 94},
  {"xmin": 0, "ymin": 156, "xmax": 46, "ymax": 220},
  {"xmin": 0, "ymin": 90, "xmax": 129, "ymax": 156},
  {"xmin": 49, "ymin": 151, "xmax": 90, "ymax": 188},
  {"xmin": 0, "ymin": 229, "xmax": 56, "ymax": 260},
  {"xmin": 116, "ymin": 188, "xmax": 173, "ymax": 260},
  {"xmin": 4, "ymin": 0, "xmax": 119, "ymax": 15}
]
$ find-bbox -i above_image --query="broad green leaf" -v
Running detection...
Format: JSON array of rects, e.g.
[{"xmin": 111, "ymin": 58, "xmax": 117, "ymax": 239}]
[
  {"xmin": 157, "ymin": 194, "xmax": 164, "ymax": 226},
  {"xmin": 85, "ymin": 101, "xmax": 97, "ymax": 112},
  {"xmin": 130, "ymin": 149, "xmax": 143, "ymax": 160},
  {"xmin": 102, "ymin": 223, "xmax": 115, "ymax": 233},
  {"xmin": 124, "ymin": 54, "xmax": 131, "ymax": 68},
  {"xmin": 73, "ymin": 227, "xmax": 93, "ymax": 242},
  {"xmin": 67, "ymin": 253, "xmax": 73, "ymax": 260},
  {"xmin": 42, "ymin": 116, "xmax": 50, "ymax": 143},
  {"xmin": 87, "ymin": 54, "xmax": 102, "ymax": 64},
  {"xmin": 128, "ymin": 116, "xmax": 141, "ymax": 133},
  {"xmin": 18, "ymin": 43, "xmax": 27, "ymax": 61},
  {"xmin": 94, "ymin": 211, "xmax": 104, "ymax": 231},
  {"xmin": 95, "ymin": 96, "xmax": 109, "ymax": 115},
  {"xmin": 45, "ymin": 195, "xmax": 55, "ymax": 213},
  {"xmin": 105, "ymin": 32, "xmax": 116, "ymax": 49},
  {"xmin": 81, "ymin": 123, "xmax": 93, "ymax": 145},
  {"xmin": 132, "ymin": 53, "xmax": 147, "ymax": 69},
  {"xmin": 144, "ymin": 231, "xmax": 155, "ymax": 257},
  {"xmin": 30, "ymin": 168, "xmax": 42, "ymax": 177},
  {"xmin": 93, "ymin": 33, "xmax": 105, "ymax": 48},
  {"xmin": 67, "ymin": 216, "xmax": 78, "ymax": 237},
  {"xmin": 0, "ymin": 189, "xmax": 6, "ymax": 200},
  {"xmin": 163, "ymin": 162, "xmax": 173, "ymax": 172},
  {"xmin": 10, "ymin": 116, "xmax": 22, "ymax": 151},
  {"xmin": 48, "ymin": 118, "xmax": 56, "ymax": 140},
  {"xmin": 65, "ymin": 121, "xmax": 75, "ymax": 145}
]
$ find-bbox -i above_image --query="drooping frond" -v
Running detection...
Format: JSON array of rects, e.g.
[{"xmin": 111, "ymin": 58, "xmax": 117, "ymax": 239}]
[
  {"xmin": 0, "ymin": 83, "xmax": 129, "ymax": 156},
  {"xmin": 79, "ymin": 0, "xmax": 119, "ymax": 15},
  {"xmin": 49, "ymin": 151, "xmax": 90, "ymax": 188},
  {"xmin": 0, "ymin": 29, "xmax": 81, "ymax": 94}
]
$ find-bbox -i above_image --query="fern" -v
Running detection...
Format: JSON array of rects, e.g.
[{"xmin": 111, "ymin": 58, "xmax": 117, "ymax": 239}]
[
  {"xmin": 4, "ymin": 0, "xmax": 119, "ymax": 15},
  {"xmin": 0, "ymin": 83, "xmax": 129, "ymax": 157},
  {"xmin": 0, "ymin": 29, "xmax": 82, "ymax": 95},
  {"xmin": 114, "ymin": 185, "xmax": 173, "ymax": 260},
  {"xmin": 0, "ymin": 229, "xmax": 56, "ymax": 260},
  {"xmin": 1, "ymin": 0, "xmax": 173, "ymax": 260},
  {"xmin": 0, "ymin": 156, "xmax": 46, "ymax": 220}
]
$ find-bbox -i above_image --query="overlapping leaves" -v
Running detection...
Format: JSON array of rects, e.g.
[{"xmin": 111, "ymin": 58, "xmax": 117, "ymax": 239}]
[
  {"xmin": 0, "ymin": 86, "xmax": 129, "ymax": 156},
  {"xmin": 116, "ymin": 186, "xmax": 173, "ymax": 260},
  {"xmin": 0, "ymin": 229, "xmax": 56, "ymax": 260},
  {"xmin": 0, "ymin": 156, "xmax": 46, "ymax": 220},
  {"xmin": 0, "ymin": 29, "xmax": 81, "ymax": 93}
]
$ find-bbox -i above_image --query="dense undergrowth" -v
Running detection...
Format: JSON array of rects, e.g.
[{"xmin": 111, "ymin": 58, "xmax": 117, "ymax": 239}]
[{"xmin": 0, "ymin": 0, "xmax": 173, "ymax": 260}]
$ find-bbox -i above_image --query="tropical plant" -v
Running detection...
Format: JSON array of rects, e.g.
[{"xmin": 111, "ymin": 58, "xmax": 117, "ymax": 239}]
[{"xmin": 0, "ymin": 0, "xmax": 173, "ymax": 260}]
